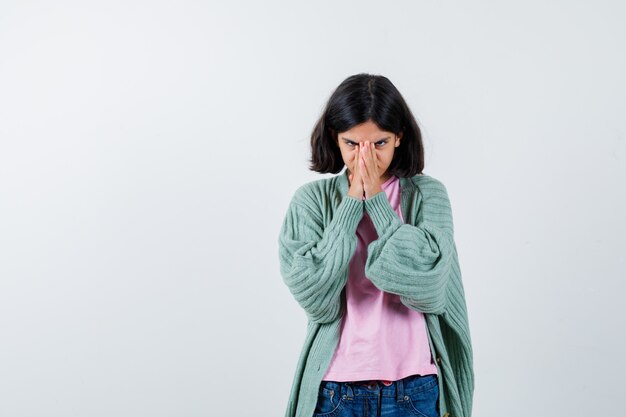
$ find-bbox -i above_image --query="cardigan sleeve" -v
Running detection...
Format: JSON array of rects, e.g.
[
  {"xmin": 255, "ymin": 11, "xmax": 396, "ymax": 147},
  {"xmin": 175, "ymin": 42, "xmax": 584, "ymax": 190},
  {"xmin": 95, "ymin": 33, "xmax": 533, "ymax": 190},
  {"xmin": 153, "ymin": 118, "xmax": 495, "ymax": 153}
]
[
  {"xmin": 362, "ymin": 179, "xmax": 455, "ymax": 315},
  {"xmin": 278, "ymin": 189, "xmax": 364, "ymax": 324}
]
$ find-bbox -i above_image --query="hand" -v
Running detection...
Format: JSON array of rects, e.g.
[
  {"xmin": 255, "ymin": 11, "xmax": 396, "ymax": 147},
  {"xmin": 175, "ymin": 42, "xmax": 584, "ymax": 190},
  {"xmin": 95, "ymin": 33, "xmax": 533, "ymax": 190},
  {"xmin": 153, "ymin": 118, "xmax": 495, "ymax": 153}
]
[
  {"xmin": 359, "ymin": 141, "xmax": 383, "ymax": 199},
  {"xmin": 347, "ymin": 143, "xmax": 365, "ymax": 199}
]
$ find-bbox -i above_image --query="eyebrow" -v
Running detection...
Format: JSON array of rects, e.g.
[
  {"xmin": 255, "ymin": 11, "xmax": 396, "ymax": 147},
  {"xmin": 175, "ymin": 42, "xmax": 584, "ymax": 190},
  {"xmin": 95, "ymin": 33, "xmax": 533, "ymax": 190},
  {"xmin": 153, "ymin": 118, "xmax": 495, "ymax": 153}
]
[{"xmin": 341, "ymin": 136, "xmax": 390, "ymax": 143}]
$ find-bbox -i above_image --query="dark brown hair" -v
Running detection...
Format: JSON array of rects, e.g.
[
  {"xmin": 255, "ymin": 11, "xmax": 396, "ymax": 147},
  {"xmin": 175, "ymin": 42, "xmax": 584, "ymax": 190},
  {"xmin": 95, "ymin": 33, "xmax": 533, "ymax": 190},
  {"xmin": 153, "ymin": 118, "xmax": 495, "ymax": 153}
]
[{"xmin": 309, "ymin": 73, "xmax": 424, "ymax": 177}]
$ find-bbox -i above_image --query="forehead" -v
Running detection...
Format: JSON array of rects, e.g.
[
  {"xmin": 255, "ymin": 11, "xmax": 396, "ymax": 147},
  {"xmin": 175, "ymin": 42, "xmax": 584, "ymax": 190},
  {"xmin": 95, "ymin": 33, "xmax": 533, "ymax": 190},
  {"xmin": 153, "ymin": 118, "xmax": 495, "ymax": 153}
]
[{"xmin": 340, "ymin": 121, "xmax": 391, "ymax": 141}]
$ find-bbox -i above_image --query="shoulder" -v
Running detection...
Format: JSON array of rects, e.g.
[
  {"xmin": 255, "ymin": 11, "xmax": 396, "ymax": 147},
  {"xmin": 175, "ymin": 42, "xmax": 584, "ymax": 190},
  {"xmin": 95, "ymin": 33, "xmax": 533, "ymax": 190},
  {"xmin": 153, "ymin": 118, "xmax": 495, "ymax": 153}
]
[
  {"xmin": 409, "ymin": 173, "xmax": 450, "ymax": 199},
  {"xmin": 292, "ymin": 178, "xmax": 326, "ymax": 203},
  {"xmin": 291, "ymin": 177, "xmax": 329, "ymax": 205},
  {"xmin": 287, "ymin": 176, "xmax": 337, "ymax": 220},
  {"xmin": 408, "ymin": 174, "xmax": 455, "ymax": 232}
]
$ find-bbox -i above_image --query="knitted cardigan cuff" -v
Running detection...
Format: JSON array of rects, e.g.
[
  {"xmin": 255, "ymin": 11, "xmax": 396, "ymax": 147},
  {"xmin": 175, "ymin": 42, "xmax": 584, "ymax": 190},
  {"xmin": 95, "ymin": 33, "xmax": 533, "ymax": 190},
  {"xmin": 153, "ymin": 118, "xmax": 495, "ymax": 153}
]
[{"xmin": 363, "ymin": 190, "xmax": 403, "ymax": 236}]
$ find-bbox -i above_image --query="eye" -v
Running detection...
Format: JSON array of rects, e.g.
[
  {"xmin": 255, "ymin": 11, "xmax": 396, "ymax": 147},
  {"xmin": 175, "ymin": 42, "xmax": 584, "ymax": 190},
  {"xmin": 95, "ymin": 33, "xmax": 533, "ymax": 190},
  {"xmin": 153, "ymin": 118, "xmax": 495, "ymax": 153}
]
[{"xmin": 345, "ymin": 140, "xmax": 386, "ymax": 148}]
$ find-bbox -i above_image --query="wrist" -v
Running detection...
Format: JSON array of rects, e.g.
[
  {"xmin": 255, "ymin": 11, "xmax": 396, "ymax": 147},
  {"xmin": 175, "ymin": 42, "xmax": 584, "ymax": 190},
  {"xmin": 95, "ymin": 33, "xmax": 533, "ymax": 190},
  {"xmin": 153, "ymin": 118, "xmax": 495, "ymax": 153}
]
[
  {"xmin": 366, "ymin": 186, "xmax": 383, "ymax": 199},
  {"xmin": 348, "ymin": 190, "xmax": 365, "ymax": 200}
]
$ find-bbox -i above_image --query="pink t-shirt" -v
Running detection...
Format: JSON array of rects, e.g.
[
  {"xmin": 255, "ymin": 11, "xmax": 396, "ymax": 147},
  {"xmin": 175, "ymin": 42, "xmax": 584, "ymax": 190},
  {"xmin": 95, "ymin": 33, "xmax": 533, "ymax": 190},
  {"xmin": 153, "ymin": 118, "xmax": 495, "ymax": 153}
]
[{"xmin": 322, "ymin": 175, "xmax": 439, "ymax": 382}]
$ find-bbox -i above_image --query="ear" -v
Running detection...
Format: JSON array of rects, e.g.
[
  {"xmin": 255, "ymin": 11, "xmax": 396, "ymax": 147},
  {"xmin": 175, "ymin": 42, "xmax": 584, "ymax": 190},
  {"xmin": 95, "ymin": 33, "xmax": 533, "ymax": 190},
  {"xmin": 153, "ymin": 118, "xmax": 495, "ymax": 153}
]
[{"xmin": 395, "ymin": 131, "xmax": 403, "ymax": 146}]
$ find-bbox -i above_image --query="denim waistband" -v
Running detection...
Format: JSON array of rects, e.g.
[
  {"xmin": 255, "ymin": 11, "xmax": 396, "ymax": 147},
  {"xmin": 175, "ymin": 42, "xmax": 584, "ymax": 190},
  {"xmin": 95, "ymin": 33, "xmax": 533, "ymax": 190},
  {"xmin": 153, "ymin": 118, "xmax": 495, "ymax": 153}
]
[{"xmin": 319, "ymin": 373, "xmax": 438, "ymax": 400}]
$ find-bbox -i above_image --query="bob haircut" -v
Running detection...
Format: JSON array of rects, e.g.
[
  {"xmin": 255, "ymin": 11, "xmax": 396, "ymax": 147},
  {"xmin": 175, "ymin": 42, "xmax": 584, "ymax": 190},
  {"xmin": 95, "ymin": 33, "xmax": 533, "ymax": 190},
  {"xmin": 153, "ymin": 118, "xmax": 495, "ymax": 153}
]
[{"xmin": 309, "ymin": 73, "xmax": 424, "ymax": 178}]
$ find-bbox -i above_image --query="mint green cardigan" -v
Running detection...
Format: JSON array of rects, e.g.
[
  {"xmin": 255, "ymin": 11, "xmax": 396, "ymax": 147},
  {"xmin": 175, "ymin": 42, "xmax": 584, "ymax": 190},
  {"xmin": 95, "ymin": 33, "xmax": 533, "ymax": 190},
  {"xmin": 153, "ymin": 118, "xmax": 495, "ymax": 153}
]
[{"xmin": 278, "ymin": 169, "xmax": 474, "ymax": 417}]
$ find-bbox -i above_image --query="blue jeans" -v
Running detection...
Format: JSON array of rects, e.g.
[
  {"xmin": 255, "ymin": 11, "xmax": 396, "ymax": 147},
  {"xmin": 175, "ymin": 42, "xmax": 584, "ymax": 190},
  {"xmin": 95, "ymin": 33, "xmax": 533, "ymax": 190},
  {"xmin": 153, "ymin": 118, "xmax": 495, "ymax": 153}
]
[{"xmin": 313, "ymin": 374, "xmax": 439, "ymax": 417}]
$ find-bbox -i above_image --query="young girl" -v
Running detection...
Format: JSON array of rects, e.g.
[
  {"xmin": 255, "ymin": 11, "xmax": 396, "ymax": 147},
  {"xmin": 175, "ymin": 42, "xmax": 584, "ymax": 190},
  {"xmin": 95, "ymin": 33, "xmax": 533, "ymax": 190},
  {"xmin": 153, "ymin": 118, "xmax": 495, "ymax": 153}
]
[{"xmin": 278, "ymin": 74, "xmax": 474, "ymax": 417}]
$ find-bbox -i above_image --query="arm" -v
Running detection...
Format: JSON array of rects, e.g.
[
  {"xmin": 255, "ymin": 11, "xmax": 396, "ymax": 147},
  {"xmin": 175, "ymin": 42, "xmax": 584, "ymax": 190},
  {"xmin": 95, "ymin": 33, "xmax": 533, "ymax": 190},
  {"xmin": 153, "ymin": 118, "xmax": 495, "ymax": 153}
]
[
  {"xmin": 278, "ymin": 189, "xmax": 364, "ymax": 324},
  {"xmin": 363, "ymin": 179, "xmax": 455, "ymax": 315}
]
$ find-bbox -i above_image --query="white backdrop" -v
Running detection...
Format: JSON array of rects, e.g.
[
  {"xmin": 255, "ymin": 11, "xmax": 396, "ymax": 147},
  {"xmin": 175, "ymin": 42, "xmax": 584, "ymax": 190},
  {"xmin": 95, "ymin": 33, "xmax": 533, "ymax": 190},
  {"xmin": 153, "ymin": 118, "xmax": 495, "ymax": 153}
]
[{"xmin": 1, "ymin": 1, "xmax": 625, "ymax": 416}]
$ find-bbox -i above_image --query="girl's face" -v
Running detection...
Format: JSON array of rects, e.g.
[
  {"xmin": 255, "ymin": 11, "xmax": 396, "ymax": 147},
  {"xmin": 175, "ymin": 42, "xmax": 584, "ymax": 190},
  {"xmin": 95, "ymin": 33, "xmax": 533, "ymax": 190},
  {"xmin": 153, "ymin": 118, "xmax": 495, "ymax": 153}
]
[{"xmin": 336, "ymin": 120, "xmax": 402, "ymax": 182}]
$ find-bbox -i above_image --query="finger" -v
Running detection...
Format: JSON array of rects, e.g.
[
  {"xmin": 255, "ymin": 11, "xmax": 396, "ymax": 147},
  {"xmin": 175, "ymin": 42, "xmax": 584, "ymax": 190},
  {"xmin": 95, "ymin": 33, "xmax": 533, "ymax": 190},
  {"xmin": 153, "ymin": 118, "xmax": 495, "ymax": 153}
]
[
  {"xmin": 369, "ymin": 142, "xmax": 378, "ymax": 176},
  {"xmin": 362, "ymin": 142, "xmax": 373, "ymax": 178},
  {"xmin": 364, "ymin": 142, "xmax": 371, "ymax": 165},
  {"xmin": 357, "ymin": 144, "xmax": 364, "ymax": 177},
  {"xmin": 360, "ymin": 150, "xmax": 369, "ymax": 182},
  {"xmin": 367, "ymin": 142, "xmax": 379, "ymax": 177},
  {"xmin": 352, "ymin": 145, "xmax": 359, "ymax": 176}
]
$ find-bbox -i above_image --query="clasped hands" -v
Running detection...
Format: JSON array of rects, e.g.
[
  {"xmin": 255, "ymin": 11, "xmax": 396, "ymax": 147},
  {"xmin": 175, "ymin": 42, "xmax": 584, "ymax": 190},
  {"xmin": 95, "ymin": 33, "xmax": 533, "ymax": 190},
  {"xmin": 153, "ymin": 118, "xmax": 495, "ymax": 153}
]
[{"xmin": 347, "ymin": 141, "xmax": 384, "ymax": 200}]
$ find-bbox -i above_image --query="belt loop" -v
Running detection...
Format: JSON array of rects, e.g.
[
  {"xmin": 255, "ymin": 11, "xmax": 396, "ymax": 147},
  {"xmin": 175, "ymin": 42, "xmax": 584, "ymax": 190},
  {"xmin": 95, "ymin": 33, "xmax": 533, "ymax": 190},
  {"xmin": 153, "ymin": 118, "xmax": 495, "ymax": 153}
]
[
  {"xmin": 345, "ymin": 382, "xmax": 354, "ymax": 399},
  {"xmin": 396, "ymin": 377, "xmax": 404, "ymax": 402}
]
